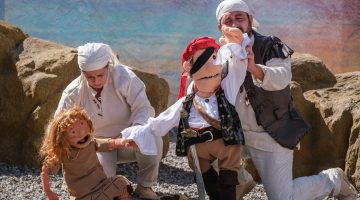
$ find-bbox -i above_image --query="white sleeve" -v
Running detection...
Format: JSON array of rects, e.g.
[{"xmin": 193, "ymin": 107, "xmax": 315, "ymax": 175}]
[
  {"xmin": 220, "ymin": 43, "xmax": 248, "ymax": 105},
  {"xmin": 55, "ymin": 77, "xmax": 83, "ymax": 115},
  {"xmin": 55, "ymin": 86, "xmax": 81, "ymax": 116},
  {"xmin": 55, "ymin": 92, "xmax": 74, "ymax": 115},
  {"xmin": 121, "ymin": 98, "xmax": 184, "ymax": 155},
  {"xmin": 257, "ymin": 57, "xmax": 292, "ymax": 91},
  {"xmin": 120, "ymin": 124, "xmax": 158, "ymax": 155}
]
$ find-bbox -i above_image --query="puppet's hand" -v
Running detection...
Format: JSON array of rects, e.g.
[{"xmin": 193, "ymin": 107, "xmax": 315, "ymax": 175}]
[
  {"xmin": 219, "ymin": 26, "xmax": 244, "ymax": 45},
  {"xmin": 114, "ymin": 138, "xmax": 138, "ymax": 150},
  {"xmin": 45, "ymin": 191, "xmax": 59, "ymax": 200},
  {"xmin": 124, "ymin": 140, "xmax": 139, "ymax": 150}
]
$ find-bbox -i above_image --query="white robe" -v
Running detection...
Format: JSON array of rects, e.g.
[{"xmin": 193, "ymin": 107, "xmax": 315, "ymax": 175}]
[{"xmin": 56, "ymin": 64, "xmax": 155, "ymax": 138}]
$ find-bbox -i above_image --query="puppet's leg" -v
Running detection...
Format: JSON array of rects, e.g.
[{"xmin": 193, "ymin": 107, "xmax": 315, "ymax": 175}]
[
  {"xmin": 202, "ymin": 167, "xmax": 220, "ymax": 200},
  {"xmin": 218, "ymin": 170, "xmax": 238, "ymax": 200}
]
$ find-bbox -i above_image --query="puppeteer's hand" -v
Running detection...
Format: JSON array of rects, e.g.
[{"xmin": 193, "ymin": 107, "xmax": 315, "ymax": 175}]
[
  {"xmin": 219, "ymin": 26, "xmax": 244, "ymax": 45},
  {"xmin": 246, "ymin": 45, "xmax": 255, "ymax": 69},
  {"xmin": 245, "ymin": 44, "xmax": 264, "ymax": 81}
]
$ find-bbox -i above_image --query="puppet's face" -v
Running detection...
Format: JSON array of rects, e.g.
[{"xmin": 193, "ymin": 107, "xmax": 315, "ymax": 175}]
[
  {"xmin": 65, "ymin": 119, "xmax": 92, "ymax": 149},
  {"xmin": 191, "ymin": 49, "xmax": 222, "ymax": 95}
]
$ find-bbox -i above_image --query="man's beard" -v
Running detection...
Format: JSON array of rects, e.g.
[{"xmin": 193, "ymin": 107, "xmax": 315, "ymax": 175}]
[{"xmin": 236, "ymin": 26, "xmax": 252, "ymax": 36}]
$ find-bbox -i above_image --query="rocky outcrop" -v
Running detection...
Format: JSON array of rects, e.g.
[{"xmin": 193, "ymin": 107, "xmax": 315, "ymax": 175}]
[{"xmin": 0, "ymin": 21, "xmax": 169, "ymax": 166}]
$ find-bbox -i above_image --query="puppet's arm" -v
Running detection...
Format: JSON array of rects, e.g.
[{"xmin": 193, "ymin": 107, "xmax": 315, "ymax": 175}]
[
  {"xmin": 95, "ymin": 137, "xmax": 138, "ymax": 151},
  {"xmin": 41, "ymin": 165, "xmax": 59, "ymax": 200},
  {"xmin": 109, "ymin": 138, "xmax": 138, "ymax": 150}
]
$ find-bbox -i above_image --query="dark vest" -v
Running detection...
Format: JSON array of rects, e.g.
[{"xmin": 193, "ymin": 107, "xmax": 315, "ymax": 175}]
[
  {"xmin": 175, "ymin": 88, "xmax": 244, "ymax": 157},
  {"xmin": 242, "ymin": 31, "xmax": 311, "ymax": 149}
]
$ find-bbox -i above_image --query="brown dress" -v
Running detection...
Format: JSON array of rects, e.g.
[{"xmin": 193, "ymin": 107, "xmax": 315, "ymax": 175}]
[{"xmin": 52, "ymin": 139, "xmax": 131, "ymax": 200}]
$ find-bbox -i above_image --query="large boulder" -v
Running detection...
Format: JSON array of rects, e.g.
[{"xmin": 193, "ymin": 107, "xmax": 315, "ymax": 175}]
[
  {"xmin": 296, "ymin": 71, "xmax": 360, "ymax": 188},
  {"xmin": 289, "ymin": 53, "xmax": 360, "ymax": 181},
  {"xmin": 291, "ymin": 52, "xmax": 337, "ymax": 92},
  {"xmin": 292, "ymin": 72, "xmax": 360, "ymax": 178},
  {"xmin": 12, "ymin": 37, "xmax": 80, "ymax": 166},
  {"xmin": 0, "ymin": 21, "xmax": 169, "ymax": 166}
]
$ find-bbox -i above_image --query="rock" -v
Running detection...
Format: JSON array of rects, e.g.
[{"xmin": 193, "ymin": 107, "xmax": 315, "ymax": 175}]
[
  {"xmin": 0, "ymin": 20, "xmax": 28, "ymax": 67},
  {"xmin": 13, "ymin": 37, "xmax": 79, "ymax": 166},
  {"xmin": 0, "ymin": 21, "xmax": 170, "ymax": 166},
  {"xmin": 293, "ymin": 71, "xmax": 360, "ymax": 183},
  {"xmin": 337, "ymin": 72, "xmax": 360, "ymax": 189},
  {"xmin": 291, "ymin": 53, "xmax": 337, "ymax": 92}
]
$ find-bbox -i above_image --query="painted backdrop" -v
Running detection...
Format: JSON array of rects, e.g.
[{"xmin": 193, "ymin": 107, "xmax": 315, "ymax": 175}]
[{"xmin": 2, "ymin": 0, "xmax": 359, "ymax": 103}]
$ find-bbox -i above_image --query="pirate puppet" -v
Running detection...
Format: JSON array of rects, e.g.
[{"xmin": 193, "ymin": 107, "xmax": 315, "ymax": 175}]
[{"xmin": 121, "ymin": 27, "xmax": 250, "ymax": 200}]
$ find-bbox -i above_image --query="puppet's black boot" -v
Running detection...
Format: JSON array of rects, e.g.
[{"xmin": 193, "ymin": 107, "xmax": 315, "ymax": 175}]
[
  {"xmin": 202, "ymin": 167, "xmax": 220, "ymax": 200},
  {"xmin": 218, "ymin": 170, "xmax": 238, "ymax": 200}
]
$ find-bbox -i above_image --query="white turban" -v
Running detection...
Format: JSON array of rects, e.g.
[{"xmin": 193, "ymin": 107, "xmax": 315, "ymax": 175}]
[
  {"xmin": 216, "ymin": 0, "xmax": 259, "ymax": 30},
  {"xmin": 77, "ymin": 43, "xmax": 113, "ymax": 71},
  {"xmin": 216, "ymin": 0, "xmax": 254, "ymax": 22}
]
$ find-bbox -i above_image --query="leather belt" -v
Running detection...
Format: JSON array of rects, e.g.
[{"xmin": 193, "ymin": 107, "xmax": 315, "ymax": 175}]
[{"xmin": 184, "ymin": 126, "xmax": 222, "ymax": 148}]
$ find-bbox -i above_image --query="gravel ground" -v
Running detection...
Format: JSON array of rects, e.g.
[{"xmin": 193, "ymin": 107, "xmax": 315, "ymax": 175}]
[
  {"xmin": 0, "ymin": 142, "xmax": 267, "ymax": 200},
  {"xmin": 0, "ymin": 141, "xmax": 358, "ymax": 200}
]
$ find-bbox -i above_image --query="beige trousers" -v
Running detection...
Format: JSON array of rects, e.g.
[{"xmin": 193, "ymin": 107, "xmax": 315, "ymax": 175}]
[{"xmin": 187, "ymin": 138, "xmax": 242, "ymax": 173}]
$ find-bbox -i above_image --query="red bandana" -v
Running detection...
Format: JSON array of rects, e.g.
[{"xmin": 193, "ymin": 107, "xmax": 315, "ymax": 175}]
[{"xmin": 178, "ymin": 36, "xmax": 220, "ymax": 99}]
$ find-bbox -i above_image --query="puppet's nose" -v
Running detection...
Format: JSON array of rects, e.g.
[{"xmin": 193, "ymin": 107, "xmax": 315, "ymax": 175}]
[{"xmin": 80, "ymin": 129, "xmax": 87, "ymax": 136}]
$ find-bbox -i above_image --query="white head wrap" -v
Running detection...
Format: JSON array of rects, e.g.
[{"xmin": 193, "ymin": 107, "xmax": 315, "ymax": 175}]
[
  {"xmin": 77, "ymin": 43, "xmax": 117, "ymax": 71},
  {"xmin": 216, "ymin": 0, "xmax": 259, "ymax": 30}
]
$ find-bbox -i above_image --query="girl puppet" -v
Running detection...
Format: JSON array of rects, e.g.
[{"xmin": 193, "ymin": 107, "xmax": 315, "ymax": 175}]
[
  {"xmin": 40, "ymin": 106, "xmax": 135, "ymax": 200},
  {"xmin": 121, "ymin": 27, "xmax": 250, "ymax": 200}
]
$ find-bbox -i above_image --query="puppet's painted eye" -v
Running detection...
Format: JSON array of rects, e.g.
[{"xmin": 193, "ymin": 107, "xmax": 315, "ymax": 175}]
[{"xmin": 212, "ymin": 52, "xmax": 222, "ymax": 65}]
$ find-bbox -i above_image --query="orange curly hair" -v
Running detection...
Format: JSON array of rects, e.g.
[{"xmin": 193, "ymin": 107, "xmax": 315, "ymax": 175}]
[{"xmin": 39, "ymin": 106, "xmax": 94, "ymax": 168}]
